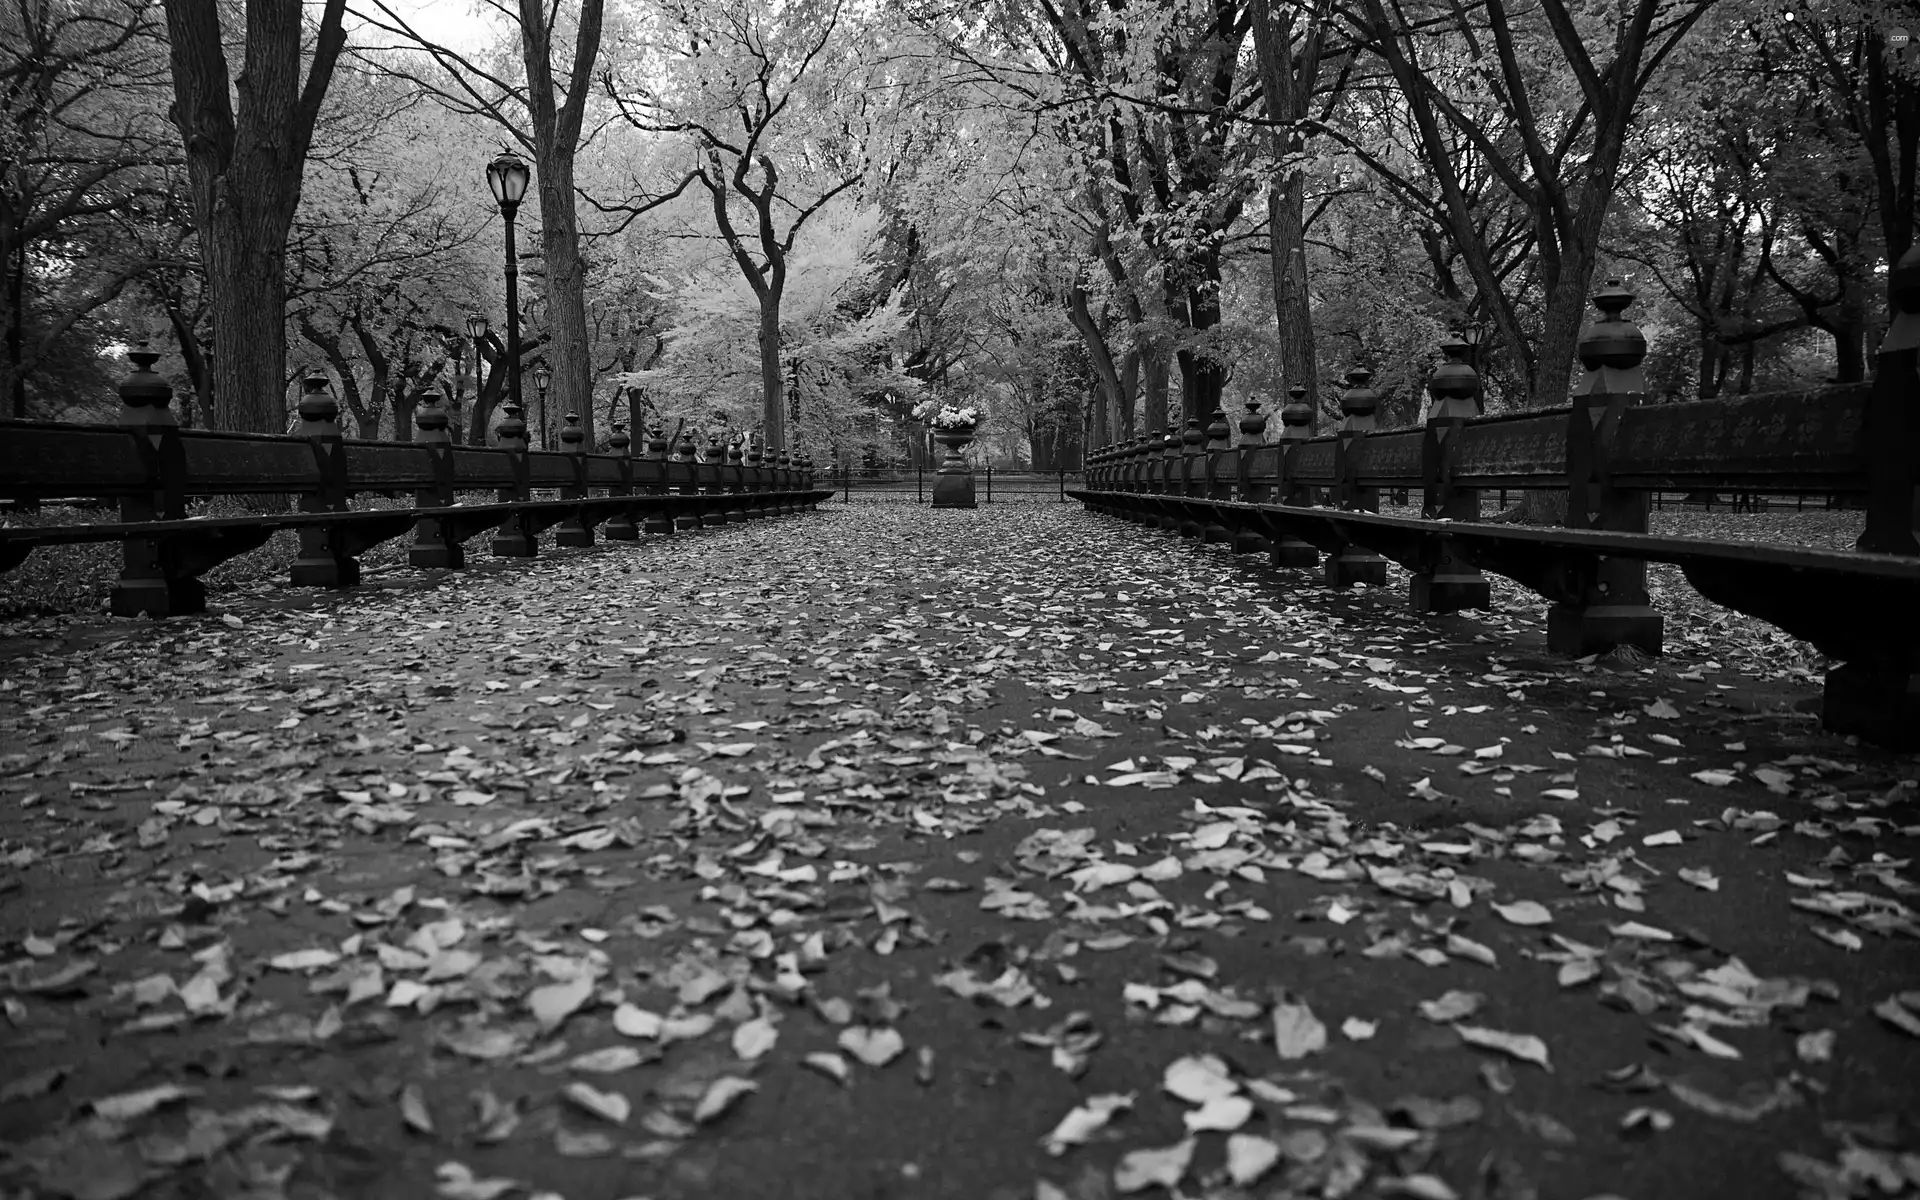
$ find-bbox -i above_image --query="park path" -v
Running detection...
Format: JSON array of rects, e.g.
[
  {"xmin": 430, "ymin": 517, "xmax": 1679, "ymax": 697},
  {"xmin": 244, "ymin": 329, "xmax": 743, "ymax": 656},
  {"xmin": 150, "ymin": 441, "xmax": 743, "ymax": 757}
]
[{"xmin": 1, "ymin": 502, "xmax": 1917, "ymax": 1200}]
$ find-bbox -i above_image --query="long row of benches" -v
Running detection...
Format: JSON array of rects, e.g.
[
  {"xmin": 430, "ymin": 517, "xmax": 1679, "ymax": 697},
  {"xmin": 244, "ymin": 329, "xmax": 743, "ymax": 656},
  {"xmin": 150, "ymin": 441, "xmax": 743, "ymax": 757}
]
[
  {"xmin": 1071, "ymin": 268, "xmax": 1920, "ymax": 751},
  {"xmin": 0, "ymin": 356, "xmax": 829, "ymax": 617}
]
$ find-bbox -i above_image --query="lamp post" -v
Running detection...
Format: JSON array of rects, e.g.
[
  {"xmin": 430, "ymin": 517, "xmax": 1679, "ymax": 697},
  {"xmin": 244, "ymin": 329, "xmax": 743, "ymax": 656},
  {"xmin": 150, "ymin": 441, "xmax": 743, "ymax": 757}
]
[
  {"xmin": 462, "ymin": 313, "xmax": 488, "ymax": 445},
  {"xmin": 1460, "ymin": 326, "xmax": 1487, "ymax": 397},
  {"xmin": 484, "ymin": 152, "xmax": 531, "ymax": 442},
  {"xmin": 533, "ymin": 362, "xmax": 552, "ymax": 449}
]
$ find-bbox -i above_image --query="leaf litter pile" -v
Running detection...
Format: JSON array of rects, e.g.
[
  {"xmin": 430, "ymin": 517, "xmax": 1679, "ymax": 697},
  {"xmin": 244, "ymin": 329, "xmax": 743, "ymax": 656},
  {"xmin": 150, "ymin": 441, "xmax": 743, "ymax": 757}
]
[{"xmin": 1, "ymin": 503, "xmax": 1917, "ymax": 1200}]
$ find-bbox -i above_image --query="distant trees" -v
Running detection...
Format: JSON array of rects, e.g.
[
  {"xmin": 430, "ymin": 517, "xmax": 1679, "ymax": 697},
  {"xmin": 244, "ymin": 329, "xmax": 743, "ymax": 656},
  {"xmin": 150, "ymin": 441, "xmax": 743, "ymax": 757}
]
[
  {"xmin": 620, "ymin": 203, "xmax": 918, "ymax": 453},
  {"xmin": 2, "ymin": 0, "xmax": 1908, "ymax": 459},
  {"xmin": 602, "ymin": 0, "xmax": 884, "ymax": 452},
  {"xmin": 1, "ymin": 0, "xmax": 173, "ymax": 419}
]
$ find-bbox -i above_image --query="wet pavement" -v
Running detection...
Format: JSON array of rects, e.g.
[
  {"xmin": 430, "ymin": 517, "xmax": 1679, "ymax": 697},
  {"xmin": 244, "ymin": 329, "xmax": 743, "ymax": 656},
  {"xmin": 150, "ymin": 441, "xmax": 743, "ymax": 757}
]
[{"xmin": 1, "ymin": 502, "xmax": 1916, "ymax": 1200}]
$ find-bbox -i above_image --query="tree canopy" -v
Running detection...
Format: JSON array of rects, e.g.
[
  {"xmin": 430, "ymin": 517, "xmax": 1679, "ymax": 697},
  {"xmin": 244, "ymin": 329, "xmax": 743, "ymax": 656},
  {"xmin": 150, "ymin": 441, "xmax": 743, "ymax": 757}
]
[{"xmin": 3, "ymin": 0, "xmax": 1913, "ymax": 465}]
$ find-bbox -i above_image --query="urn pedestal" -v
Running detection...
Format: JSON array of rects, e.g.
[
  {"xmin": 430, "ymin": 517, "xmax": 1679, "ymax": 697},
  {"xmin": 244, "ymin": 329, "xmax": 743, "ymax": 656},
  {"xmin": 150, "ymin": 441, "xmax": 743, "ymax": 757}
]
[{"xmin": 930, "ymin": 424, "xmax": 978, "ymax": 509}]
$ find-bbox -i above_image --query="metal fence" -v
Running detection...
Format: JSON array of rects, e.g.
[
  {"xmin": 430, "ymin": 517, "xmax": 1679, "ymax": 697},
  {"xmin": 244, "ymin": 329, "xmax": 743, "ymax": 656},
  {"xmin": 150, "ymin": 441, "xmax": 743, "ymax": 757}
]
[
  {"xmin": 1364, "ymin": 488, "xmax": 1861, "ymax": 515},
  {"xmin": 830, "ymin": 465, "xmax": 1084, "ymax": 504}
]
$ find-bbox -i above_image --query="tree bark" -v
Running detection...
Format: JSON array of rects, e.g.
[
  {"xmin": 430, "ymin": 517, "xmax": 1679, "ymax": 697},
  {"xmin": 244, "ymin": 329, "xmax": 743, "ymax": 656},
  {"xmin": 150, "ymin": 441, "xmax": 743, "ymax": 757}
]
[
  {"xmin": 1141, "ymin": 348, "xmax": 1171, "ymax": 434},
  {"xmin": 758, "ymin": 297, "xmax": 786, "ymax": 452},
  {"xmin": 299, "ymin": 314, "xmax": 378, "ymax": 436},
  {"xmin": 351, "ymin": 316, "xmax": 392, "ymax": 438},
  {"xmin": 165, "ymin": 305, "xmax": 210, "ymax": 425},
  {"xmin": 1066, "ymin": 282, "xmax": 1125, "ymax": 447},
  {"xmin": 517, "ymin": 0, "xmax": 604, "ymax": 449},
  {"xmin": 1250, "ymin": 0, "xmax": 1320, "ymax": 406},
  {"xmin": 1117, "ymin": 349, "xmax": 1139, "ymax": 439},
  {"xmin": 163, "ymin": 0, "xmax": 348, "ymax": 432},
  {"xmin": 1177, "ymin": 247, "xmax": 1230, "ymax": 421},
  {"xmin": 5, "ymin": 231, "xmax": 23, "ymax": 419}
]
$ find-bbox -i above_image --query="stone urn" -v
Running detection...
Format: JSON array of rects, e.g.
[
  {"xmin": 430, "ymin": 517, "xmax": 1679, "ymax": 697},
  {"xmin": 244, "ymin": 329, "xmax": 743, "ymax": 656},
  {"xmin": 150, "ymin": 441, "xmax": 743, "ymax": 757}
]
[{"xmin": 930, "ymin": 422, "xmax": 978, "ymax": 509}]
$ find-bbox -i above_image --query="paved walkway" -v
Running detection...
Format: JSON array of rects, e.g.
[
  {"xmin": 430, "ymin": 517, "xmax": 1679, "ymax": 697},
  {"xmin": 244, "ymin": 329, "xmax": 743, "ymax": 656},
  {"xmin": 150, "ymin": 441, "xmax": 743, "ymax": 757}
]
[{"xmin": 1, "ymin": 504, "xmax": 1916, "ymax": 1200}]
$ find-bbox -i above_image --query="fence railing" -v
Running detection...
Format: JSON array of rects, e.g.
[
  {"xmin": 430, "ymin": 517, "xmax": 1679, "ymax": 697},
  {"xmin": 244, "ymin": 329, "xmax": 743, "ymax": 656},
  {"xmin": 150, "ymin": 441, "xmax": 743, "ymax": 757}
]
[
  {"xmin": 1074, "ymin": 272, "xmax": 1920, "ymax": 751},
  {"xmin": 0, "ymin": 357, "xmax": 830, "ymax": 617},
  {"xmin": 831, "ymin": 464, "xmax": 1083, "ymax": 503}
]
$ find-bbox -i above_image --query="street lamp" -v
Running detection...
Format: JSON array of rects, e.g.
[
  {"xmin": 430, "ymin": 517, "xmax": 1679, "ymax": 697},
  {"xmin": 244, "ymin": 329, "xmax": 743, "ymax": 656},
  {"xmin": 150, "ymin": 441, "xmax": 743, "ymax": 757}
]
[
  {"xmin": 462, "ymin": 313, "xmax": 490, "ymax": 445},
  {"xmin": 532, "ymin": 362, "xmax": 552, "ymax": 449},
  {"xmin": 1460, "ymin": 326, "xmax": 1486, "ymax": 376},
  {"xmin": 484, "ymin": 152, "xmax": 531, "ymax": 439}
]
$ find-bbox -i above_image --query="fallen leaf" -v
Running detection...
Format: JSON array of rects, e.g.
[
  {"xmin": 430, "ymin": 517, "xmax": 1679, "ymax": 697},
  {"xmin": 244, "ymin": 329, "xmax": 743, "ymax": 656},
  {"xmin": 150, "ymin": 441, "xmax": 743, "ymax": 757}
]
[
  {"xmin": 527, "ymin": 975, "xmax": 596, "ymax": 1032},
  {"xmin": 1183, "ymin": 1095, "xmax": 1254, "ymax": 1132},
  {"xmin": 1113, "ymin": 1138, "xmax": 1196, "ymax": 1193},
  {"xmin": 268, "ymin": 948, "xmax": 340, "ymax": 972},
  {"xmin": 1044, "ymin": 1093, "xmax": 1134, "ymax": 1155},
  {"xmin": 1621, "ymin": 1106, "xmax": 1674, "ymax": 1133},
  {"xmin": 1665, "ymin": 1076, "xmax": 1798, "ymax": 1122},
  {"xmin": 1271, "ymin": 997, "xmax": 1327, "ymax": 1059},
  {"xmin": 1445, "ymin": 933, "xmax": 1498, "ymax": 967},
  {"xmin": 1492, "ymin": 900, "xmax": 1553, "ymax": 926},
  {"xmin": 1418, "ymin": 991, "xmax": 1484, "ymax": 1023},
  {"xmin": 567, "ymin": 1045, "xmax": 652, "ymax": 1074},
  {"xmin": 1454, "ymin": 1024, "xmax": 1552, "ymax": 1071},
  {"xmin": 1225, "ymin": 1134, "xmax": 1283, "ymax": 1186},
  {"xmin": 1608, "ymin": 921, "xmax": 1676, "ymax": 942},
  {"xmin": 1377, "ymin": 1174, "xmax": 1461, "ymax": 1200},
  {"xmin": 1557, "ymin": 958, "xmax": 1601, "ymax": 988},
  {"xmin": 400, "ymin": 1083, "xmax": 435, "ymax": 1135},
  {"xmin": 1873, "ymin": 996, "xmax": 1920, "ymax": 1038},
  {"xmin": 838, "ymin": 1025, "xmax": 906, "ymax": 1066},
  {"xmin": 434, "ymin": 1161, "xmax": 520, "ymax": 1200},
  {"xmin": 732, "ymin": 1016, "xmax": 779, "ymax": 1061},
  {"xmin": 693, "ymin": 1076, "xmax": 757, "ymax": 1123},
  {"xmin": 1162, "ymin": 1054, "xmax": 1238, "ymax": 1104},
  {"xmin": 91, "ymin": 1084, "xmax": 198, "ymax": 1121},
  {"xmin": 803, "ymin": 1052, "xmax": 850, "ymax": 1085},
  {"xmin": 612, "ymin": 1004, "xmax": 663, "ymax": 1039},
  {"xmin": 561, "ymin": 1081, "xmax": 629, "ymax": 1124},
  {"xmin": 1795, "ymin": 1030, "xmax": 1835, "ymax": 1063}
]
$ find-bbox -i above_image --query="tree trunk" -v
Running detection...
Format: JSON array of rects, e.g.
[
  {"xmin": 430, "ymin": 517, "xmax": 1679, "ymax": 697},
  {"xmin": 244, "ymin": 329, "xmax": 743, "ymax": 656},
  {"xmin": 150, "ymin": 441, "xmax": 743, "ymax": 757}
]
[
  {"xmin": 1066, "ymin": 282, "xmax": 1125, "ymax": 447},
  {"xmin": 1176, "ymin": 252, "xmax": 1229, "ymax": 422},
  {"xmin": 166, "ymin": 306, "xmax": 209, "ymax": 426},
  {"xmin": 536, "ymin": 149, "xmax": 594, "ymax": 447},
  {"xmin": 302, "ymin": 315, "xmax": 376, "ymax": 435},
  {"xmin": 1831, "ymin": 282, "xmax": 1868, "ymax": 382},
  {"xmin": 758, "ymin": 294, "xmax": 786, "ymax": 451},
  {"xmin": 202, "ymin": 219, "xmax": 295, "ymax": 431},
  {"xmin": 1696, "ymin": 334, "xmax": 1722, "ymax": 399},
  {"xmin": 1507, "ymin": 218, "xmax": 1598, "ymax": 525},
  {"xmin": 1249, "ymin": 0, "xmax": 1318, "ymax": 405},
  {"xmin": 1530, "ymin": 242, "xmax": 1596, "ymax": 409},
  {"xmin": 1141, "ymin": 348, "xmax": 1171, "ymax": 434},
  {"xmin": 5, "ymin": 229, "xmax": 23, "ymax": 419},
  {"xmin": 164, "ymin": 0, "xmax": 347, "ymax": 433},
  {"xmin": 1268, "ymin": 177, "xmax": 1316, "ymax": 402},
  {"xmin": 351, "ymin": 316, "xmax": 392, "ymax": 439},
  {"xmin": 472, "ymin": 336, "xmax": 504, "ymax": 445},
  {"xmin": 1117, "ymin": 349, "xmax": 1139, "ymax": 439},
  {"xmin": 517, "ymin": 0, "xmax": 603, "ymax": 450}
]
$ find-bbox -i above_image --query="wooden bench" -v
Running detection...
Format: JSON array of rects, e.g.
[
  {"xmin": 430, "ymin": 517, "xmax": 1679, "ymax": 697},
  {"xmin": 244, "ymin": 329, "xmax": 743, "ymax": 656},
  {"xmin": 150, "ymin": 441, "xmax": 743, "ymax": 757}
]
[
  {"xmin": 0, "ymin": 357, "xmax": 830, "ymax": 617},
  {"xmin": 1073, "ymin": 261, "xmax": 1920, "ymax": 751}
]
